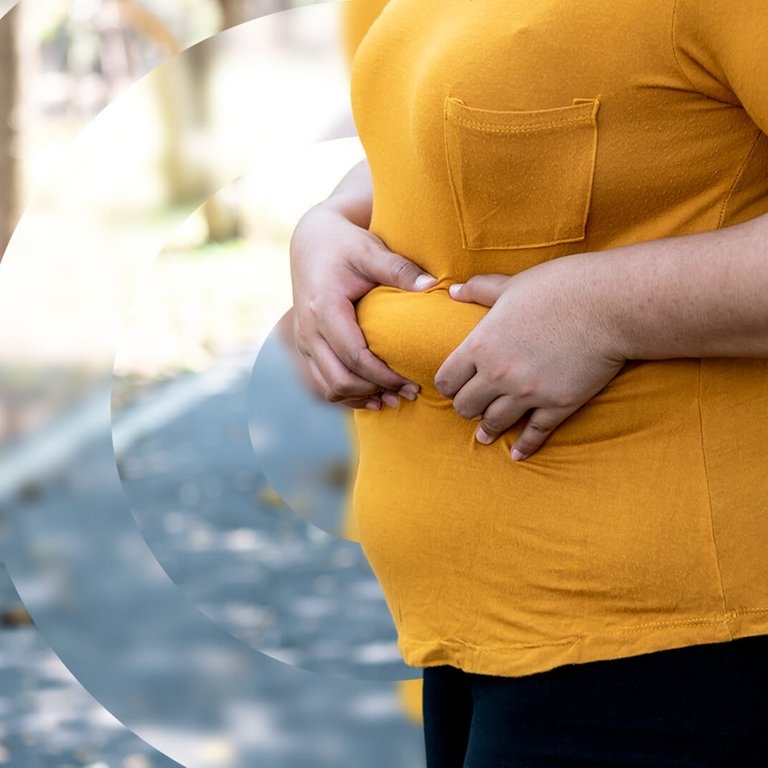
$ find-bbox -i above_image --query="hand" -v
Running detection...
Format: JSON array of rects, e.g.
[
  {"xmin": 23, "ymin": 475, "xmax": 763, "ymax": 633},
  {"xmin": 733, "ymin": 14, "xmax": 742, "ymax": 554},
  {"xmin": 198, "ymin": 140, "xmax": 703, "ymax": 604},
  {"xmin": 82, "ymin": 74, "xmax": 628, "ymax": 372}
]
[
  {"xmin": 434, "ymin": 266, "xmax": 625, "ymax": 460},
  {"xmin": 290, "ymin": 197, "xmax": 436, "ymax": 409}
]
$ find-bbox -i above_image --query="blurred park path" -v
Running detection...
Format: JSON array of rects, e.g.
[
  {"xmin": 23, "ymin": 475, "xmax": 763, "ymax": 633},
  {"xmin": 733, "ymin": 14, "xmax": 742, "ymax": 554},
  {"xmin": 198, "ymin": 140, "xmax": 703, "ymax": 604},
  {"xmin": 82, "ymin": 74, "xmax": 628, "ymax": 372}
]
[
  {"xmin": 0, "ymin": 334, "xmax": 424, "ymax": 767},
  {"xmin": 0, "ymin": 3, "xmax": 427, "ymax": 764}
]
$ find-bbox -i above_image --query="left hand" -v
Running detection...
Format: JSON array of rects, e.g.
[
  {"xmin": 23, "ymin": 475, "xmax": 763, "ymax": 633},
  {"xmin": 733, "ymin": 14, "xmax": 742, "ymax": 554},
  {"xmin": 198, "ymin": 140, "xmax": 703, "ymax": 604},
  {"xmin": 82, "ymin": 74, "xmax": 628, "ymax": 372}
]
[{"xmin": 434, "ymin": 265, "xmax": 626, "ymax": 461}]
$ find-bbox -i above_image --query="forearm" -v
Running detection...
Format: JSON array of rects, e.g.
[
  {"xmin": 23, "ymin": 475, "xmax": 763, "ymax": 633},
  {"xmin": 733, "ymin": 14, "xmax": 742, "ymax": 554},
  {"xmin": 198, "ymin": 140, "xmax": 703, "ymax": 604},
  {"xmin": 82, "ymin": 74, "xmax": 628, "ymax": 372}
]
[
  {"xmin": 579, "ymin": 213, "xmax": 768, "ymax": 360},
  {"xmin": 439, "ymin": 211, "xmax": 768, "ymax": 459}
]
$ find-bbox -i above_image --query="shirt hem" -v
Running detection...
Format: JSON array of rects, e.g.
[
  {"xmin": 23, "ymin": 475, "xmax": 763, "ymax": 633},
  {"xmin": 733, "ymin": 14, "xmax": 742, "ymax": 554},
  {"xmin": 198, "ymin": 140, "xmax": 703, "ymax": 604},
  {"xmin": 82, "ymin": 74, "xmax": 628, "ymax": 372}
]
[{"xmin": 399, "ymin": 610, "xmax": 768, "ymax": 678}]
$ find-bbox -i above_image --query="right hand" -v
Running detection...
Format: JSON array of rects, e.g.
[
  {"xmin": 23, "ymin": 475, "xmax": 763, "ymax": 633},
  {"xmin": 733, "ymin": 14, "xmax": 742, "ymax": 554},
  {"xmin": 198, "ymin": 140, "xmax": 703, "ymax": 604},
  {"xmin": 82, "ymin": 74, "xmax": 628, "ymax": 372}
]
[{"xmin": 290, "ymin": 202, "xmax": 437, "ymax": 409}]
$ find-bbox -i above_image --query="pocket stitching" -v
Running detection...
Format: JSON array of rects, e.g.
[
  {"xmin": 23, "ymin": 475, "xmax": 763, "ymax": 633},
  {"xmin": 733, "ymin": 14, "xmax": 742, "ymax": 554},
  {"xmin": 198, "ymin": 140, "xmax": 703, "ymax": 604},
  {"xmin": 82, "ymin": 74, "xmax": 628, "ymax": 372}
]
[
  {"xmin": 450, "ymin": 114, "xmax": 594, "ymax": 134},
  {"xmin": 444, "ymin": 97, "xmax": 600, "ymax": 251}
]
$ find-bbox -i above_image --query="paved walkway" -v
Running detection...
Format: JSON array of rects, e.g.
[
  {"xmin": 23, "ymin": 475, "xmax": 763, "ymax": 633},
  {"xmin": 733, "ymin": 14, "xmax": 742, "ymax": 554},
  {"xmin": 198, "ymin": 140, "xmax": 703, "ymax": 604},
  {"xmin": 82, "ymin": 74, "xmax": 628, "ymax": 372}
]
[{"xmin": 0, "ymin": 336, "xmax": 424, "ymax": 767}]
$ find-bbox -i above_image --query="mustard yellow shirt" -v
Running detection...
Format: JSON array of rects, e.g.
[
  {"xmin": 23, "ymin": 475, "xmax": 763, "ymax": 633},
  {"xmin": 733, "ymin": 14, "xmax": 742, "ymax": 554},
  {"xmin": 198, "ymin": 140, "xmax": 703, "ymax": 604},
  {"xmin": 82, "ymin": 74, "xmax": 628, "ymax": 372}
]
[
  {"xmin": 340, "ymin": 0, "xmax": 390, "ymax": 65},
  {"xmin": 350, "ymin": 0, "xmax": 768, "ymax": 678}
]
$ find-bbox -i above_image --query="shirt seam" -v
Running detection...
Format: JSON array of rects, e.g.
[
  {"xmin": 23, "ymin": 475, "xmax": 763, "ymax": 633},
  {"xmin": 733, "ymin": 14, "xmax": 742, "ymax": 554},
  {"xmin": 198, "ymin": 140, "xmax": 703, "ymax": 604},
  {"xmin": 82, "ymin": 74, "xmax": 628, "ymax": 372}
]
[
  {"xmin": 695, "ymin": 359, "xmax": 732, "ymax": 632},
  {"xmin": 716, "ymin": 129, "xmax": 764, "ymax": 229},
  {"xmin": 670, "ymin": 0, "xmax": 739, "ymax": 107},
  {"xmin": 670, "ymin": 0, "xmax": 698, "ymax": 93}
]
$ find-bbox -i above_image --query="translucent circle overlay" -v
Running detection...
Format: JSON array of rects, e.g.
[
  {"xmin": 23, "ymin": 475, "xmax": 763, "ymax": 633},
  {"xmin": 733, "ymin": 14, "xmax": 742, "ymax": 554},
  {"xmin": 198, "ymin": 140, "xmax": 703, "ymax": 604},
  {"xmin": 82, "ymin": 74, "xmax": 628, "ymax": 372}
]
[{"xmin": 0, "ymin": 4, "xmax": 422, "ymax": 766}]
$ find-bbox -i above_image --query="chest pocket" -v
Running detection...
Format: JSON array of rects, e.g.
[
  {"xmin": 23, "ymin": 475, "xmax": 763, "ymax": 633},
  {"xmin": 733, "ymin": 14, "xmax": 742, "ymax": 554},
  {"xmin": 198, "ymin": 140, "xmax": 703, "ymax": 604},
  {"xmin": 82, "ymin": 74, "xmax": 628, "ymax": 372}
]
[{"xmin": 444, "ymin": 97, "xmax": 600, "ymax": 251}]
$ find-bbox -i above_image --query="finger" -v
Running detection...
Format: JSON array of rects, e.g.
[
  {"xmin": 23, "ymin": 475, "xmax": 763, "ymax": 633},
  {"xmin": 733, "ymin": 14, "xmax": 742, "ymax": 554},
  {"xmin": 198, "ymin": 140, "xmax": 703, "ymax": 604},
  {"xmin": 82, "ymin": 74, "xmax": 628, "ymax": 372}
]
[
  {"xmin": 341, "ymin": 391, "xmax": 404, "ymax": 410},
  {"xmin": 319, "ymin": 298, "xmax": 417, "ymax": 392},
  {"xmin": 306, "ymin": 341, "xmax": 416, "ymax": 409},
  {"xmin": 510, "ymin": 406, "xmax": 578, "ymax": 460},
  {"xmin": 434, "ymin": 346, "xmax": 478, "ymax": 398},
  {"xmin": 305, "ymin": 357, "xmax": 393, "ymax": 411},
  {"xmin": 450, "ymin": 374, "xmax": 505, "ymax": 420},
  {"xmin": 305, "ymin": 357, "xmax": 383, "ymax": 410},
  {"xmin": 474, "ymin": 396, "xmax": 530, "ymax": 445},
  {"xmin": 305, "ymin": 337, "xmax": 383, "ymax": 403},
  {"xmin": 342, "ymin": 397, "xmax": 383, "ymax": 410},
  {"xmin": 447, "ymin": 274, "xmax": 511, "ymax": 307},
  {"xmin": 355, "ymin": 245, "xmax": 438, "ymax": 293}
]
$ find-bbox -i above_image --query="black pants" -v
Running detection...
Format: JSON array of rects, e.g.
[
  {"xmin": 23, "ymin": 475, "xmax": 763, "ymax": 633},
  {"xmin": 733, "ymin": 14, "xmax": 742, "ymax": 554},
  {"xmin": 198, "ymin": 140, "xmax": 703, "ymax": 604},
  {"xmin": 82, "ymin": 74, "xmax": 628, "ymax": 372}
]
[{"xmin": 423, "ymin": 636, "xmax": 768, "ymax": 767}]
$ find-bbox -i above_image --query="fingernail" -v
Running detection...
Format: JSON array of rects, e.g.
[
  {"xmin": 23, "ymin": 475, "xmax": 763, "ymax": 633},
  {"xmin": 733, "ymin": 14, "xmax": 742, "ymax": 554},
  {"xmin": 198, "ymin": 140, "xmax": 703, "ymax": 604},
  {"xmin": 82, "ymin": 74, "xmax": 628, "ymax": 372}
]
[
  {"xmin": 476, "ymin": 427, "xmax": 493, "ymax": 445},
  {"xmin": 511, "ymin": 449, "xmax": 525, "ymax": 461},
  {"xmin": 398, "ymin": 385, "xmax": 419, "ymax": 401},
  {"xmin": 414, "ymin": 274, "xmax": 437, "ymax": 290},
  {"xmin": 365, "ymin": 399, "xmax": 381, "ymax": 411},
  {"xmin": 382, "ymin": 392, "xmax": 400, "ymax": 409},
  {"xmin": 448, "ymin": 283, "xmax": 465, "ymax": 298}
]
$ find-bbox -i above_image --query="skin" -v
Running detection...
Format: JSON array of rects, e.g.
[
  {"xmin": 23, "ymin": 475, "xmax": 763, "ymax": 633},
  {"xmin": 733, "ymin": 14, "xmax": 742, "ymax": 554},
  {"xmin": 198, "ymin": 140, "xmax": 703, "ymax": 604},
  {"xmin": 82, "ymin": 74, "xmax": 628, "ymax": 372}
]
[
  {"xmin": 290, "ymin": 160, "xmax": 437, "ymax": 410},
  {"xmin": 291, "ymin": 160, "xmax": 768, "ymax": 460}
]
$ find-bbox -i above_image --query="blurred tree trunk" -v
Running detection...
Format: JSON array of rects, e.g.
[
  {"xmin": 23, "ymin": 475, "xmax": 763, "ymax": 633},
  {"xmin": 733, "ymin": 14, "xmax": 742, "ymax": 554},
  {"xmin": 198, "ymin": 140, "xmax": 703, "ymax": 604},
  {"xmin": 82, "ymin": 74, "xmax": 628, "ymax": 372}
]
[
  {"xmin": 154, "ymin": 40, "xmax": 242, "ymax": 242},
  {"xmin": 0, "ymin": 5, "xmax": 19, "ymax": 260},
  {"xmin": 156, "ymin": 0, "xmax": 300, "ymax": 243},
  {"xmin": 218, "ymin": 0, "xmax": 249, "ymax": 29},
  {"xmin": 218, "ymin": 0, "xmax": 294, "ymax": 30}
]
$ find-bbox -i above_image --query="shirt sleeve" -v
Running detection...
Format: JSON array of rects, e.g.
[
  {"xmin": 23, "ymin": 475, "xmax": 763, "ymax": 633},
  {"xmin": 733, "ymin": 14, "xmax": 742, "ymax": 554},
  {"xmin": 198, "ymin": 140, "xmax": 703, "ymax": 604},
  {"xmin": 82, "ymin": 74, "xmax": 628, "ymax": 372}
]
[{"xmin": 673, "ymin": 0, "xmax": 768, "ymax": 134}]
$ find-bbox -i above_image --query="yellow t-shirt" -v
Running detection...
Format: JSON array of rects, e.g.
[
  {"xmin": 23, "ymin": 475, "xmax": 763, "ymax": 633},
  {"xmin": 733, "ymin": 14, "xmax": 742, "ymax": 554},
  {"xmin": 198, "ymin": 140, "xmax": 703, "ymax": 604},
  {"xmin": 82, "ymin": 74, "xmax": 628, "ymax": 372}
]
[
  {"xmin": 351, "ymin": 0, "xmax": 768, "ymax": 677},
  {"xmin": 340, "ymin": 0, "xmax": 390, "ymax": 66}
]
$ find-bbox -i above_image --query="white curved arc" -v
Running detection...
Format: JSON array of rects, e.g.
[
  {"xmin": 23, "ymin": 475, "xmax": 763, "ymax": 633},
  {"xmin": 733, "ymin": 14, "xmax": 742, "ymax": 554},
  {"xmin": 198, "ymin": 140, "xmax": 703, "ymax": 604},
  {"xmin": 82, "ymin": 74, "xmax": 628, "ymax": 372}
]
[
  {"xmin": 0, "ymin": 0, "xmax": 19, "ymax": 21},
  {"xmin": 0, "ymin": 5, "xmax": 419, "ymax": 767}
]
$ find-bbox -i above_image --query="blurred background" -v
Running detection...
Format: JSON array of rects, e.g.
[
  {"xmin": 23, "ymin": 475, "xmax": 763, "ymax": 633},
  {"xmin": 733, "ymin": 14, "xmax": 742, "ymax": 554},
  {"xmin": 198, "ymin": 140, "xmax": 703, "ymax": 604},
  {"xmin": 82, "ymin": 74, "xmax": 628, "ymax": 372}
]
[{"xmin": 0, "ymin": 0, "xmax": 424, "ymax": 765}]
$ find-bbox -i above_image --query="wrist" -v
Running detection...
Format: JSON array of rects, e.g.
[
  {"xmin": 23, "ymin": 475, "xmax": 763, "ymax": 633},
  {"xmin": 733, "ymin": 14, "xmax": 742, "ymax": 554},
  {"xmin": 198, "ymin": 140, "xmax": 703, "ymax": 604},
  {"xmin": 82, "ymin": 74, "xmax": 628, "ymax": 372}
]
[
  {"xmin": 321, "ymin": 159, "xmax": 374, "ymax": 229},
  {"xmin": 565, "ymin": 250, "xmax": 634, "ymax": 364},
  {"xmin": 319, "ymin": 191, "xmax": 373, "ymax": 230}
]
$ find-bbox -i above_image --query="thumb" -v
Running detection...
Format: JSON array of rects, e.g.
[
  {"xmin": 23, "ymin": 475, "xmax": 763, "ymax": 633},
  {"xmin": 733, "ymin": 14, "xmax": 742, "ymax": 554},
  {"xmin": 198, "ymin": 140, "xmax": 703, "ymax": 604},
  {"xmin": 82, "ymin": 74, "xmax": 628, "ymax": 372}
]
[
  {"xmin": 448, "ymin": 274, "xmax": 511, "ymax": 307},
  {"xmin": 359, "ymin": 247, "xmax": 438, "ymax": 292}
]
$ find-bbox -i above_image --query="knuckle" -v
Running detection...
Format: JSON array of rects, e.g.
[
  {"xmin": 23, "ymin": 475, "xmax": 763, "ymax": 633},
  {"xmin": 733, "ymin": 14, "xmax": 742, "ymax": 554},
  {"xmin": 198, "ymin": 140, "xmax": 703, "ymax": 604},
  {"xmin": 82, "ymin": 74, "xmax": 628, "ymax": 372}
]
[
  {"xmin": 319, "ymin": 372, "xmax": 352, "ymax": 402},
  {"xmin": 325, "ymin": 388, "xmax": 351, "ymax": 404},
  {"xmin": 304, "ymin": 296, "xmax": 322, "ymax": 317},
  {"xmin": 293, "ymin": 324, "xmax": 313, "ymax": 349},
  {"xmin": 340, "ymin": 346, "xmax": 367, "ymax": 373},
  {"xmin": 319, "ymin": 382, "xmax": 340, "ymax": 402},
  {"xmin": 390, "ymin": 256, "xmax": 416, "ymax": 284},
  {"xmin": 516, "ymin": 427, "xmax": 545, "ymax": 451},
  {"xmin": 486, "ymin": 363, "xmax": 510, "ymax": 385},
  {"xmin": 453, "ymin": 400, "xmax": 474, "ymax": 419},
  {"xmin": 547, "ymin": 386, "xmax": 574, "ymax": 409},
  {"xmin": 527, "ymin": 415, "xmax": 557, "ymax": 434},
  {"xmin": 327, "ymin": 379, "xmax": 360, "ymax": 400},
  {"xmin": 306, "ymin": 294, "xmax": 341, "ymax": 323},
  {"xmin": 482, "ymin": 415, "xmax": 506, "ymax": 434}
]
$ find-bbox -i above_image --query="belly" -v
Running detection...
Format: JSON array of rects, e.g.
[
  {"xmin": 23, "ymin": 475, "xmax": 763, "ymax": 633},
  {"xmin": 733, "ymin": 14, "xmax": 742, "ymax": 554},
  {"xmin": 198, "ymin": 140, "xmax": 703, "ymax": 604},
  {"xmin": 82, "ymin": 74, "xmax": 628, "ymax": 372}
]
[
  {"xmin": 356, "ymin": 284, "xmax": 489, "ymax": 396},
  {"xmin": 352, "ymin": 285, "xmax": 724, "ymax": 657}
]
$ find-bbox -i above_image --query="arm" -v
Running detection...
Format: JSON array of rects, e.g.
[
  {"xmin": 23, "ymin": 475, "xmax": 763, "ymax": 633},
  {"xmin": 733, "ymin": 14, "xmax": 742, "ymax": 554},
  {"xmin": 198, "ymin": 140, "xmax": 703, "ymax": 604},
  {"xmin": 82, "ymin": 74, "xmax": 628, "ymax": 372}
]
[
  {"xmin": 598, "ymin": 214, "xmax": 768, "ymax": 359},
  {"xmin": 290, "ymin": 160, "xmax": 437, "ymax": 409},
  {"xmin": 435, "ymin": 212, "xmax": 768, "ymax": 460}
]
